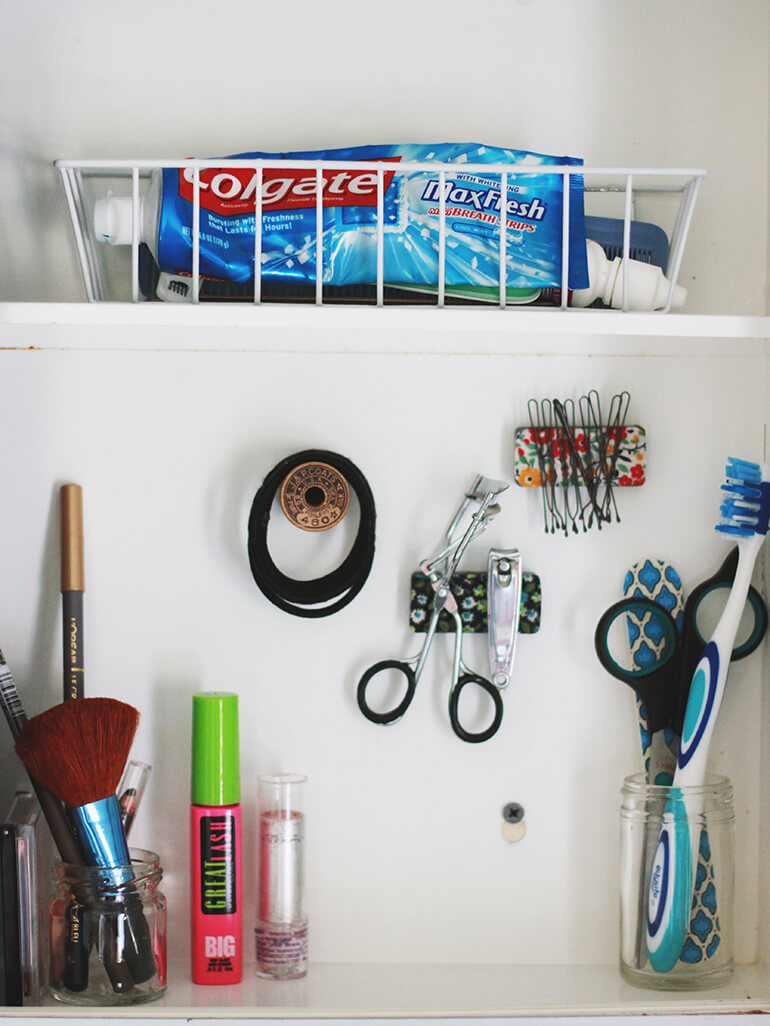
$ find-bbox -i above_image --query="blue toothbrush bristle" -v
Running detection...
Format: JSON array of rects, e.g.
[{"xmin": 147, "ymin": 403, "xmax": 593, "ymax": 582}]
[
  {"xmin": 716, "ymin": 458, "xmax": 770, "ymax": 536},
  {"xmin": 726, "ymin": 457, "xmax": 762, "ymax": 482}
]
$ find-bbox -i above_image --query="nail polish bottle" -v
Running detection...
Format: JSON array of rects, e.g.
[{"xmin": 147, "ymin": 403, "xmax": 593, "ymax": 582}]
[
  {"xmin": 255, "ymin": 774, "xmax": 307, "ymax": 980},
  {"xmin": 190, "ymin": 692, "xmax": 242, "ymax": 984}
]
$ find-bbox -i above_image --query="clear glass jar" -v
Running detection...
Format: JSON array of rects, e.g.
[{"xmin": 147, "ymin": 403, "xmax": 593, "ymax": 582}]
[
  {"xmin": 48, "ymin": 848, "xmax": 166, "ymax": 1005},
  {"xmin": 620, "ymin": 773, "xmax": 734, "ymax": 990}
]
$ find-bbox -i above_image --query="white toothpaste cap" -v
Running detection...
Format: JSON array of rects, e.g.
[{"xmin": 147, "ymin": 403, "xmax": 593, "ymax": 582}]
[
  {"xmin": 93, "ymin": 195, "xmax": 139, "ymax": 246},
  {"xmin": 607, "ymin": 255, "xmax": 687, "ymax": 310},
  {"xmin": 571, "ymin": 239, "xmax": 686, "ymax": 311}
]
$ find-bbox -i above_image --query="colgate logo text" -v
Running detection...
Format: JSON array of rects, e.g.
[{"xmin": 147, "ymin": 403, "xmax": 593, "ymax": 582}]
[{"xmin": 178, "ymin": 159, "xmax": 401, "ymax": 217}]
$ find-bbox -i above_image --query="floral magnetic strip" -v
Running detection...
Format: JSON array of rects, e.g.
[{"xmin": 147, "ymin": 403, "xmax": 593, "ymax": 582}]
[{"xmin": 514, "ymin": 425, "xmax": 646, "ymax": 488}]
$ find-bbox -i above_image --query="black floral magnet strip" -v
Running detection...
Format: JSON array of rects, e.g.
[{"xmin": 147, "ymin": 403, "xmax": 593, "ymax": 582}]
[{"xmin": 409, "ymin": 571, "xmax": 541, "ymax": 634}]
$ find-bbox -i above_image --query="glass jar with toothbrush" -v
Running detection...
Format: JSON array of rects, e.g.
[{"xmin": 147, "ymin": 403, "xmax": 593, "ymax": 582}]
[{"xmin": 620, "ymin": 774, "xmax": 735, "ymax": 989}]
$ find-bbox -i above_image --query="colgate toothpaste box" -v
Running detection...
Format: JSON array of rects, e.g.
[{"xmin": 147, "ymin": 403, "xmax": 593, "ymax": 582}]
[{"xmin": 95, "ymin": 143, "xmax": 589, "ymax": 298}]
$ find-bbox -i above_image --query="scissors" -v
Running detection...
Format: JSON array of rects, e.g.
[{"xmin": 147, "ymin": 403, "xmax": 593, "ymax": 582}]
[
  {"xmin": 357, "ymin": 475, "xmax": 508, "ymax": 743},
  {"xmin": 595, "ymin": 547, "xmax": 767, "ymax": 779}
]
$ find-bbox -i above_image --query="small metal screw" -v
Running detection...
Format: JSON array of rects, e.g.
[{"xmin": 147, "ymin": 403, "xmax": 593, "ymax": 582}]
[{"xmin": 502, "ymin": 802, "xmax": 524, "ymax": 824}]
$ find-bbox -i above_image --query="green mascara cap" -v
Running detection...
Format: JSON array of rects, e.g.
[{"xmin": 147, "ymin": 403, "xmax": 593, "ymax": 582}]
[{"xmin": 191, "ymin": 691, "xmax": 241, "ymax": 806}]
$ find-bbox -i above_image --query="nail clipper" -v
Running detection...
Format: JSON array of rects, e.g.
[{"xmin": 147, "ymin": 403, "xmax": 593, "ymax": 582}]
[{"xmin": 487, "ymin": 549, "xmax": 522, "ymax": 688}]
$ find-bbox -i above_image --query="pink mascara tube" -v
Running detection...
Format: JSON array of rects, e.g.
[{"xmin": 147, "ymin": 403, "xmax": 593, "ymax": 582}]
[{"xmin": 190, "ymin": 692, "xmax": 242, "ymax": 984}]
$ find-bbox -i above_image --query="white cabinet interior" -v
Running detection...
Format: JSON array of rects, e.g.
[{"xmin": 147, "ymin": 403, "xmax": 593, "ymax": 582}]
[{"xmin": 0, "ymin": 0, "xmax": 769, "ymax": 1018}]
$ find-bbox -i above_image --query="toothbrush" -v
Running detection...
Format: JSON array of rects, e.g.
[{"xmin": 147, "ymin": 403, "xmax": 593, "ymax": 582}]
[{"xmin": 647, "ymin": 457, "xmax": 770, "ymax": 972}]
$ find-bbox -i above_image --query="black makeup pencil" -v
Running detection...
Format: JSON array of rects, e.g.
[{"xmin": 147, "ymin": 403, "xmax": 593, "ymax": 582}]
[
  {"xmin": 60, "ymin": 483, "xmax": 90, "ymax": 990},
  {"xmin": 59, "ymin": 483, "xmax": 91, "ymax": 990},
  {"xmin": 0, "ymin": 821, "xmax": 22, "ymax": 1005}
]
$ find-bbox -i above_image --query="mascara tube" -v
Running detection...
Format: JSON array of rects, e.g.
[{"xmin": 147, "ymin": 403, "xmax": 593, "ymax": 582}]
[{"xmin": 190, "ymin": 692, "xmax": 242, "ymax": 984}]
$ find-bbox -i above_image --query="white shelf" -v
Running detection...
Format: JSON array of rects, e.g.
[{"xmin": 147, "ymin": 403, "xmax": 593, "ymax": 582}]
[
  {"xmin": 6, "ymin": 962, "xmax": 769, "ymax": 1019},
  {"xmin": 0, "ymin": 304, "xmax": 768, "ymax": 351}
]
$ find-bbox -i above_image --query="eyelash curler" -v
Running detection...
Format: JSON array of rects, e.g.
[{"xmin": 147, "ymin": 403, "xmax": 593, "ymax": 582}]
[{"xmin": 357, "ymin": 475, "xmax": 511, "ymax": 743}]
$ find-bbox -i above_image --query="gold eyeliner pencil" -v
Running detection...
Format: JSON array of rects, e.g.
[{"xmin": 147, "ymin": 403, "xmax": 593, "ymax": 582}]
[{"xmin": 60, "ymin": 484, "xmax": 84, "ymax": 701}]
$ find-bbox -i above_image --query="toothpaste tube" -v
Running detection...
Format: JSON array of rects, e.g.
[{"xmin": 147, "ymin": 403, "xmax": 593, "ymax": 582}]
[{"xmin": 94, "ymin": 143, "xmax": 589, "ymax": 298}]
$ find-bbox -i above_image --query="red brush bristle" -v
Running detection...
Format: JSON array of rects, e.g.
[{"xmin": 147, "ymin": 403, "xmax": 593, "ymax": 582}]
[{"xmin": 15, "ymin": 697, "xmax": 139, "ymax": 808}]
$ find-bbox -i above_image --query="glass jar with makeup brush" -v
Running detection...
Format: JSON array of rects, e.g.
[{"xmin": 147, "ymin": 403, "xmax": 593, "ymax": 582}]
[{"xmin": 48, "ymin": 848, "xmax": 166, "ymax": 1005}]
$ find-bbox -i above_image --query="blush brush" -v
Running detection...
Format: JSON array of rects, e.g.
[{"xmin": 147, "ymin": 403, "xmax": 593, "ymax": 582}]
[
  {"xmin": 15, "ymin": 697, "xmax": 138, "ymax": 882},
  {"xmin": 2, "ymin": 661, "xmax": 134, "ymax": 992},
  {"xmin": 15, "ymin": 696, "xmax": 157, "ymax": 985}
]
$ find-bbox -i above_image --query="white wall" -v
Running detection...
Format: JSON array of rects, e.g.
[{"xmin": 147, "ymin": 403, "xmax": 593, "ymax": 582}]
[{"xmin": 0, "ymin": 323, "xmax": 765, "ymax": 966}]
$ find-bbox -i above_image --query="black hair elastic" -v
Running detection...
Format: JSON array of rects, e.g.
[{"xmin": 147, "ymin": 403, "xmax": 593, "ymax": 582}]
[{"xmin": 247, "ymin": 449, "xmax": 376, "ymax": 618}]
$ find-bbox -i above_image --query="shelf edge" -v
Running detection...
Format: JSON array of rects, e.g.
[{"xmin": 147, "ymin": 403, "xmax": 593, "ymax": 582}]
[{"xmin": 0, "ymin": 303, "xmax": 768, "ymax": 341}]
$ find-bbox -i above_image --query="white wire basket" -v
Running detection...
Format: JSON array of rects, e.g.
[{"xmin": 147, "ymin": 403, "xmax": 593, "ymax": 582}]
[{"xmin": 55, "ymin": 157, "xmax": 705, "ymax": 311}]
